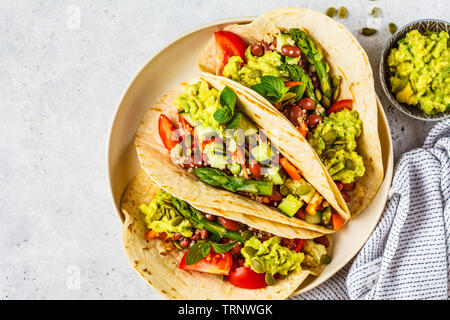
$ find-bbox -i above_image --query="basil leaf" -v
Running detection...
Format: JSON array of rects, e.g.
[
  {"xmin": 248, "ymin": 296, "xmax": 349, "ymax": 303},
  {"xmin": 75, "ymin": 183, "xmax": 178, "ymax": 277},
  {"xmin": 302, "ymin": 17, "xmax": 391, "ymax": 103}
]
[
  {"xmin": 185, "ymin": 240, "xmax": 210, "ymax": 265},
  {"xmin": 211, "ymin": 241, "xmax": 236, "ymax": 253},
  {"xmin": 226, "ymin": 112, "xmax": 242, "ymax": 130},
  {"xmin": 213, "ymin": 107, "xmax": 233, "ymax": 123},
  {"xmin": 251, "ymin": 76, "xmax": 289, "ymax": 104},
  {"xmin": 220, "ymin": 87, "xmax": 237, "ymax": 113}
]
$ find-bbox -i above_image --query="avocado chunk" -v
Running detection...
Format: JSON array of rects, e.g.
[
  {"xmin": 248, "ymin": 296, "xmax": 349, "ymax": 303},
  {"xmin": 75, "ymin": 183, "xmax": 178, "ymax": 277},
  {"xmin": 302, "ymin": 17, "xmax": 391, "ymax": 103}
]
[
  {"xmin": 304, "ymin": 211, "xmax": 322, "ymax": 224},
  {"xmin": 278, "ymin": 194, "xmax": 303, "ymax": 217},
  {"xmin": 321, "ymin": 207, "xmax": 332, "ymax": 225},
  {"xmin": 285, "ymin": 56, "xmax": 300, "ymax": 65},
  {"xmin": 276, "ymin": 33, "xmax": 293, "ymax": 52},
  {"xmin": 265, "ymin": 166, "xmax": 286, "ymax": 185}
]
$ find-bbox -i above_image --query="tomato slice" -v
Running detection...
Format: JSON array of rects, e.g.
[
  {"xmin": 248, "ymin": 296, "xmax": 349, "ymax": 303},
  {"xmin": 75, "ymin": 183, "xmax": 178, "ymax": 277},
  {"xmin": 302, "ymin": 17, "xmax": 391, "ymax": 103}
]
[
  {"xmin": 227, "ymin": 266, "xmax": 267, "ymax": 289},
  {"xmin": 219, "ymin": 217, "xmax": 241, "ymax": 231},
  {"xmin": 295, "ymin": 239, "xmax": 306, "ymax": 252},
  {"xmin": 158, "ymin": 114, "xmax": 180, "ymax": 150},
  {"xmin": 179, "ymin": 249, "xmax": 233, "ymax": 276},
  {"xmin": 327, "ymin": 99, "xmax": 353, "ymax": 115},
  {"xmin": 178, "ymin": 113, "xmax": 193, "ymax": 135},
  {"xmin": 214, "ymin": 31, "xmax": 246, "ymax": 75},
  {"xmin": 280, "ymin": 157, "xmax": 301, "ymax": 181}
]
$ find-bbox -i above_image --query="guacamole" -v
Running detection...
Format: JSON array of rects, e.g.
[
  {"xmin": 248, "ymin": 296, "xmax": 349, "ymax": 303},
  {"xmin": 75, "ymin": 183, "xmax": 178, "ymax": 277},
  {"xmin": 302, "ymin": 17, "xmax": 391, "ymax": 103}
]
[
  {"xmin": 139, "ymin": 190, "xmax": 193, "ymax": 237},
  {"xmin": 241, "ymin": 236, "xmax": 304, "ymax": 276},
  {"xmin": 223, "ymin": 46, "xmax": 285, "ymax": 87},
  {"xmin": 302, "ymin": 240, "xmax": 329, "ymax": 269},
  {"xmin": 309, "ymin": 109, "xmax": 365, "ymax": 183},
  {"xmin": 387, "ymin": 30, "xmax": 450, "ymax": 114}
]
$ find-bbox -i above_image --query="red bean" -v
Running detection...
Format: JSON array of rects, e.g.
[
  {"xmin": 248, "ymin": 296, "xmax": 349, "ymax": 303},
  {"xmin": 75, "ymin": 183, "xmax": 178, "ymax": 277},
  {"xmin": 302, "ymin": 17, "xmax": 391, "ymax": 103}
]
[
  {"xmin": 295, "ymin": 208, "xmax": 306, "ymax": 220},
  {"xmin": 280, "ymin": 238, "xmax": 298, "ymax": 251},
  {"xmin": 298, "ymin": 98, "xmax": 315, "ymax": 110},
  {"xmin": 307, "ymin": 114, "xmax": 322, "ymax": 127},
  {"xmin": 342, "ymin": 181, "xmax": 356, "ymax": 191},
  {"xmin": 341, "ymin": 191, "xmax": 351, "ymax": 202},
  {"xmin": 249, "ymin": 161, "xmax": 262, "ymax": 178},
  {"xmin": 314, "ymin": 235, "xmax": 330, "ymax": 248},
  {"xmin": 281, "ymin": 45, "xmax": 301, "ymax": 57},
  {"xmin": 250, "ymin": 44, "xmax": 264, "ymax": 57},
  {"xmin": 273, "ymin": 36, "xmax": 277, "ymax": 49},
  {"xmin": 335, "ymin": 181, "xmax": 343, "ymax": 191},
  {"xmin": 269, "ymin": 190, "xmax": 283, "ymax": 202},
  {"xmin": 261, "ymin": 41, "xmax": 271, "ymax": 52},
  {"xmin": 205, "ymin": 214, "xmax": 216, "ymax": 221},
  {"xmin": 200, "ymin": 229, "xmax": 209, "ymax": 240},
  {"xmin": 179, "ymin": 238, "xmax": 191, "ymax": 248},
  {"xmin": 287, "ymin": 104, "xmax": 303, "ymax": 126},
  {"xmin": 231, "ymin": 243, "xmax": 243, "ymax": 255},
  {"xmin": 170, "ymin": 233, "xmax": 182, "ymax": 241},
  {"xmin": 190, "ymin": 233, "xmax": 200, "ymax": 241}
]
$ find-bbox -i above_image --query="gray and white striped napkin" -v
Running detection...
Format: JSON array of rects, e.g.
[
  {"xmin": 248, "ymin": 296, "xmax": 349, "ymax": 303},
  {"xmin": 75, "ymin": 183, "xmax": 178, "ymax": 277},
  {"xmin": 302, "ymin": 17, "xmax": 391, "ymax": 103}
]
[{"xmin": 295, "ymin": 119, "xmax": 450, "ymax": 300}]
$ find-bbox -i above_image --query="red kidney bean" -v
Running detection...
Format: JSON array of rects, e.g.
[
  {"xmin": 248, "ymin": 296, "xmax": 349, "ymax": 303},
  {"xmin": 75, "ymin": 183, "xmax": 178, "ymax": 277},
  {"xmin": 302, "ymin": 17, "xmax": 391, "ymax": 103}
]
[
  {"xmin": 298, "ymin": 97, "xmax": 315, "ymax": 110},
  {"xmin": 341, "ymin": 191, "xmax": 351, "ymax": 202},
  {"xmin": 231, "ymin": 242, "xmax": 243, "ymax": 255},
  {"xmin": 342, "ymin": 181, "xmax": 356, "ymax": 191},
  {"xmin": 287, "ymin": 104, "xmax": 303, "ymax": 126},
  {"xmin": 314, "ymin": 235, "xmax": 330, "ymax": 248},
  {"xmin": 269, "ymin": 190, "xmax": 283, "ymax": 202},
  {"xmin": 179, "ymin": 238, "xmax": 191, "ymax": 248},
  {"xmin": 200, "ymin": 229, "xmax": 209, "ymax": 240},
  {"xmin": 335, "ymin": 181, "xmax": 343, "ymax": 191},
  {"xmin": 249, "ymin": 161, "xmax": 262, "ymax": 178},
  {"xmin": 307, "ymin": 114, "xmax": 322, "ymax": 127},
  {"xmin": 205, "ymin": 214, "xmax": 216, "ymax": 221},
  {"xmin": 280, "ymin": 238, "xmax": 298, "ymax": 251},
  {"xmin": 250, "ymin": 44, "xmax": 264, "ymax": 57},
  {"xmin": 261, "ymin": 41, "xmax": 271, "ymax": 52},
  {"xmin": 273, "ymin": 36, "xmax": 277, "ymax": 49},
  {"xmin": 281, "ymin": 45, "xmax": 301, "ymax": 57},
  {"xmin": 190, "ymin": 233, "xmax": 200, "ymax": 241},
  {"xmin": 170, "ymin": 233, "xmax": 182, "ymax": 241},
  {"xmin": 295, "ymin": 208, "xmax": 306, "ymax": 220}
]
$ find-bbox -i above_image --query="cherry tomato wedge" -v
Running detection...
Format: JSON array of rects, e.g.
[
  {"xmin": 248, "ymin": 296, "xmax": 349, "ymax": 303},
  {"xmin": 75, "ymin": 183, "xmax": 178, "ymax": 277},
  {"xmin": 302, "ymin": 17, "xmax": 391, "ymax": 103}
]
[
  {"xmin": 249, "ymin": 161, "xmax": 262, "ymax": 178},
  {"xmin": 280, "ymin": 157, "xmax": 301, "ymax": 181},
  {"xmin": 284, "ymin": 81, "xmax": 303, "ymax": 87},
  {"xmin": 227, "ymin": 266, "xmax": 267, "ymax": 289},
  {"xmin": 332, "ymin": 213, "xmax": 343, "ymax": 230},
  {"xmin": 219, "ymin": 217, "xmax": 241, "ymax": 231},
  {"xmin": 178, "ymin": 113, "xmax": 193, "ymax": 134},
  {"xmin": 179, "ymin": 249, "xmax": 233, "ymax": 276},
  {"xmin": 295, "ymin": 239, "xmax": 306, "ymax": 252},
  {"xmin": 214, "ymin": 31, "xmax": 246, "ymax": 75},
  {"xmin": 327, "ymin": 99, "xmax": 353, "ymax": 115},
  {"xmin": 158, "ymin": 114, "xmax": 180, "ymax": 150}
]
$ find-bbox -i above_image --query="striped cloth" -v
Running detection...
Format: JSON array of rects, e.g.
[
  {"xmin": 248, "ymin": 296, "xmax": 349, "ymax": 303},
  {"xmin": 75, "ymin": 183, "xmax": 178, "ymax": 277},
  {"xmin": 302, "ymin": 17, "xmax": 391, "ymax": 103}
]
[{"xmin": 295, "ymin": 119, "xmax": 450, "ymax": 300}]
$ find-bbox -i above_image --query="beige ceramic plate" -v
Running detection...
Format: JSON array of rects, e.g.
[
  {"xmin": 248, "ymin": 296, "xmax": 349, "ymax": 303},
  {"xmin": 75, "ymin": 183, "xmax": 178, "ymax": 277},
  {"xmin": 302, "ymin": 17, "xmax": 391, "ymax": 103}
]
[{"xmin": 107, "ymin": 17, "xmax": 393, "ymax": 298}]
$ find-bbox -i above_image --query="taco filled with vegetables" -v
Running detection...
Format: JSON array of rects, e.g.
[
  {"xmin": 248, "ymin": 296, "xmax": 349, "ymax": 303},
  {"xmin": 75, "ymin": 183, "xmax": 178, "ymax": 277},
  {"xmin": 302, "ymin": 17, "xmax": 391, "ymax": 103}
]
[
  {"xmin": 198, "ymin": 8, "xmax": 384, "ymax": 216},
  {"xmin": 121, "ymin": 170, "xmax": 332, "ymax": 299},
  {"xmin": 135, "ymin": 74, "xmax": 350, "ymax": 235}
]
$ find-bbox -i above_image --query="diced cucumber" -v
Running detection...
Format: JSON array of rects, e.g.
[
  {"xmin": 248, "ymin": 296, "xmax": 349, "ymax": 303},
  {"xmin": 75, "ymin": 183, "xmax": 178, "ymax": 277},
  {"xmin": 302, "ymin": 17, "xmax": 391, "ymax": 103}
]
[
  {"xmin": 304, "ymin": 212, "xmax": 322, "ymax": 224},
  {"xmin": 286, "ymin": 56, "xmax": 300, "ymax": 65},
  {"xmin": 265, "ymin": 166, "xmax": 286, "ymax": 185},
  {"xmin": 227, "ymin": 164, "xmax": 241, "ymax": 176},
  {"xmin": 278, "ymin": 194, "xmax": 303, "ymax": 217},
  {"xmin": 276, "ymin": 33, "xmax": 293, "ymax": 52}
]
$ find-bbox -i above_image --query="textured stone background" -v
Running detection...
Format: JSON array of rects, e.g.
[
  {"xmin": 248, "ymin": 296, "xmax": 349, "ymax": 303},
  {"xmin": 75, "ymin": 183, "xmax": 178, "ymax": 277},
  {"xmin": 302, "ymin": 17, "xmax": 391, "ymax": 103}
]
[{"xmin": 1, "ymin": 0, "xmax": 447, "ymax": 299}]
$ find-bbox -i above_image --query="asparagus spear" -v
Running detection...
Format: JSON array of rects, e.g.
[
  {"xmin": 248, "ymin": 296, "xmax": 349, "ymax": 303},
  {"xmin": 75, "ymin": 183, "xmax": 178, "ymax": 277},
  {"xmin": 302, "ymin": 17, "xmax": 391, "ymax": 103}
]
[
  {"xmin": 278, "ymin": 64, "xmax": 318, "ymax": 104},
  {"xmin": 289, "ymin": 28, "xmax": 333, "ymax": 100},
  {"xmin": 171, "ymin": 197, "xmax": 245, "ymax": 243},
  {"xmin": 193, "ymin": 167, "xmax": 273, "ymax": 196}
]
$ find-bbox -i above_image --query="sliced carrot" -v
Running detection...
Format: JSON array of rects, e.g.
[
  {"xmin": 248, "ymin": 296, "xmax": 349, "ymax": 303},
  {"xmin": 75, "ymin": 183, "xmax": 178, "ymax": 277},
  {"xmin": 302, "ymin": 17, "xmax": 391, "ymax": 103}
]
[
  {"xmin": 261, "ymin": 196, "xmax": 270, "ymax": 204},
  {"xmin": 332, "ymin": 214, "xmax": 343, "ymax": 230},
  {"xmin": 305, "ymin": 192, "xmax": 322, "ymax": 216},
  {"xmin": 145, "ymin": 230, "xmax": 159, "ymax": 239},
  {"xmin": 284, "ymin": 81, "xmax": 303, "ymax": 88},
  {"xmin": 297, "ymin": 118, "xmax": 308, "ymax": 138},
  {"xmin": 280, "ymin": 157, "xmax": 301, "ymax": 181}
]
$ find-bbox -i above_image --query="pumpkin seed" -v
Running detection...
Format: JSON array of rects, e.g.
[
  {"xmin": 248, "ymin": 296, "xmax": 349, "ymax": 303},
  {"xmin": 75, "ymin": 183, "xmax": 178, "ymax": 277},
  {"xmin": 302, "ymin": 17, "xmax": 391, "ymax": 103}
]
[
  {"xmin": 334, "ymin": 140, "xmax": 347, "ymax": 145},
  {"xmin": 345, "ymin": 159, "xmax": 356, "ymax": 170},
  {"xmin": 325, "ymin": 7, "xmax": 336, "ymax": 18},
  {"xmin": 296, "ymin": 186, "xmax": 312, "ymax": 195},
  {"xmin": 325, "ymin": 149, "xmax": 337, "ymax": 159},
  {"xmin": 248, "ymin": 69, "xmax": 262, "ymax": 79},
  {"xmin": 241, "ymin": 230, "xmax": 255, "ymax": 240},
  {"xmin": 323, "ymin": 131, "xmax": 337, "ymax": 144},
  {"xmin": 320, "ymin": 255, "xmax": 331, "ymax": 264},
  {"xmin": 388, "ymin": 23, "xmax": 397, "ymax": 34},
  {"xmin": 333, "ymin": 86, "xmax": 340, "ymax": 102},
  {"xmin": 315, "ymin": 88, "xmax": 322, "ymax": 102},
  {"xmin": 331, "ymin": 75, "xmax": 341, "ymax": 88},
  {"xmin": 322, "ymin": 95, "xmax": 331, "ymax": 108},
  {"xmin": 280, "ymin": 185, "xmax": 290, "ymax": 196},
  {"xmin": 338, "ymin": 6, "xmax": 347, "ymax": 19},
  {"xmin": 151, "ymin": 212, "xmax": 162, "ymax": 221},
  {"xmin": 171, "ymin": 216, "xmax": 183, "ymax": 226},
  {"xmin": 265, "ymin": 273, "xmax": 275, "ymax": 286},
  {"xmin": 242, "ymin": 246, "xmax": 257, "ymax": 257},
  {"xmin": 251, "ymin": 258, "xmax": 264, "ymax": 273},
  {"xmin": 370, "ymin": 7, "xmax": 380, "ymax": 17},
  {"xmin": 361, "ymin": 28, "xmax": 377, "ymax": 36}
]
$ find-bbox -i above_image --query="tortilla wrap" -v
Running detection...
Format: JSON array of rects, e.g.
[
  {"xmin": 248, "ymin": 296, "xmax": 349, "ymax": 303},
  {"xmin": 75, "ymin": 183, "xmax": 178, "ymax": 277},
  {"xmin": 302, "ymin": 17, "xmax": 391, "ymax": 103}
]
[
  {"xmin": 198, "ymin": 8, "xmax": 384, "ymax": 217},
  {"xmin": 135, "ymin": 75, "xmax": 350, "ymax": 235},
  {"xmin": 121, "ymin": 170, "xmax": 311, "ymax": 299}
]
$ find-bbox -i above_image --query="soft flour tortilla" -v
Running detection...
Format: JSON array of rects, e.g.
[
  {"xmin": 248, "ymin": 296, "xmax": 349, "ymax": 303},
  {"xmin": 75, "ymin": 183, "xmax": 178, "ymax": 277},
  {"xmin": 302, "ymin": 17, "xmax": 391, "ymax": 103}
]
[
  {"xmin": 121, "ymin": 170, "xmax": 310, "ymax": 300},
  {"xmin": 135, "ymin": 75, "xmax": 350, "ymax": 236},
  {"xmin": 198, "ymin": 8, "xmax": 384, "ymax": 217}
]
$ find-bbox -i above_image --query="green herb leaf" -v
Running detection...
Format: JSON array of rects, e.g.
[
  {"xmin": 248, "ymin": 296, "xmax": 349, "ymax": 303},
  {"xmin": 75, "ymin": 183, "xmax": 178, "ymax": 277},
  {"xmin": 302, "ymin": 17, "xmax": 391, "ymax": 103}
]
[
  {"xmin": 226, "ymin": 112, "xmax": 242, "ymax": 130},
  {"xmin": 220, "ymin": 87, "xmax": 237, "ymax": 112},
  {"xmin": 251, "ymin": 76, "xmax": 289, "ymax": 104},
  {"xmin": 213, "ymin": 107, "xmax": 233, "ymax": 123},
  {"xmin": 185, "ymin": 240, "xmax": 210, "ymax": 265},
  {"xmin": 211, "ymin": 241, "xmax": 237, "ymax": 253}
]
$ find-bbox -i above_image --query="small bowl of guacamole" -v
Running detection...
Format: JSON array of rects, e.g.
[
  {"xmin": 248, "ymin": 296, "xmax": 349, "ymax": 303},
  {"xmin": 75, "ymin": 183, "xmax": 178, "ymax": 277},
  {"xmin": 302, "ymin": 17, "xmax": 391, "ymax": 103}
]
[{"xmin": 380, "ymin": 19, "xmax": 450, "ymax": 121}]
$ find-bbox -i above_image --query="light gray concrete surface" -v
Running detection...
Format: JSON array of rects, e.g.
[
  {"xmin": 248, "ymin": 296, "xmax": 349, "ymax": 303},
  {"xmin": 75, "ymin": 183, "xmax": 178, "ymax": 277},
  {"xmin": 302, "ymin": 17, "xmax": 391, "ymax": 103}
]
[{"xmin": 0, "ymin": 0, "xmax": 447, "ymax": 299}]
